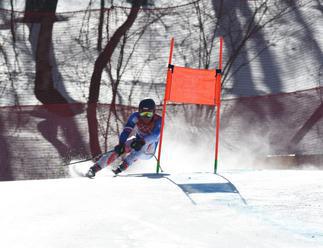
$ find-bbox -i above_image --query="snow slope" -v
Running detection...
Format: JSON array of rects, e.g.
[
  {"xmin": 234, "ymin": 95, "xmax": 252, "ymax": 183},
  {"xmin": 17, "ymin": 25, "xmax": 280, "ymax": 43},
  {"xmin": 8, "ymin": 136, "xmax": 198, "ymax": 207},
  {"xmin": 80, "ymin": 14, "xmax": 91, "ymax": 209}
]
[{"xmin": 0, "ymin": 167, "xmax": 322, "ymax": 248}]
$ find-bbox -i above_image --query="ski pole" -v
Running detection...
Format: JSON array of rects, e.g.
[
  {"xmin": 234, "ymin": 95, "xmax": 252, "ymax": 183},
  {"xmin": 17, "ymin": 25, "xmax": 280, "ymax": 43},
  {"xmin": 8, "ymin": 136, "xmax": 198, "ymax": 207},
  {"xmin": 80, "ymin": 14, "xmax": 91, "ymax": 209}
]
[
  {"xmin": 65, "ymin": 153, "xmax": 105, "ymax": 166},
  {"xmin": 66, "ymin": 157, "xmax": 93, "ymax": 166},
  {"xmin": 67, "ymin": 150, "xmax": 164, "ymax": 172}
]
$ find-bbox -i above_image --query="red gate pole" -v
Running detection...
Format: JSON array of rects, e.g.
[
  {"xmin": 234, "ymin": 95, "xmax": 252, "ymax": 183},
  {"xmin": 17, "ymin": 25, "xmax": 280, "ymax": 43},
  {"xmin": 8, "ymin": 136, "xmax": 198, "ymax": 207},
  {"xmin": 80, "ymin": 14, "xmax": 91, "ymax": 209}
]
[
  {"xmin": 214, "ymin": 37, "xmax": 223, "ymax": 174},
  {"xmin": 156, "ymin": 37, "xmax": 174, "ymax": 173}
]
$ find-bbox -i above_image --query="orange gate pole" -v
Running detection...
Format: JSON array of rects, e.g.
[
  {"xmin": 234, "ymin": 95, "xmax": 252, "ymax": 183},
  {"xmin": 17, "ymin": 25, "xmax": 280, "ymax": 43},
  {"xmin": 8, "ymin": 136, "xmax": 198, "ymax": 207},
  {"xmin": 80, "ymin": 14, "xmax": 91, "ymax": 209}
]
[
  {"xmin": 214, "ymin": 37, "xmax": 223, "ymax": 174},
  {"xmin": 156, "ymin": 37, "xmax": 174, "ymax": 173}
]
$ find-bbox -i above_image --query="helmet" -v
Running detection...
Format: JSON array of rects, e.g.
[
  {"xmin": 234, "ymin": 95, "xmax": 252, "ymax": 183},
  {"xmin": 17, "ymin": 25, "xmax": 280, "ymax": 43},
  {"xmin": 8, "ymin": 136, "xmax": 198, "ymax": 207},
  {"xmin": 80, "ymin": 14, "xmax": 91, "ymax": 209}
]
[{"xmin": 139, "ymin": 98, "xmax": 156, "ymax": 113}]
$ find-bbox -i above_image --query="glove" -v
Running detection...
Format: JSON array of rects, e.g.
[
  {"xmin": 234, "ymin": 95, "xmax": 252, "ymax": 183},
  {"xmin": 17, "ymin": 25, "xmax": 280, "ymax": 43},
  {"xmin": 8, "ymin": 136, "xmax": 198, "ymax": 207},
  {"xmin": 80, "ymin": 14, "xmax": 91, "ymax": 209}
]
[
  {"xmin": 130, "ymin": 139, "xmax": 146, "ymax": 151},
  {"xmin": 114, "ymin": 143, "xmax": 125, "ymax": 155}
]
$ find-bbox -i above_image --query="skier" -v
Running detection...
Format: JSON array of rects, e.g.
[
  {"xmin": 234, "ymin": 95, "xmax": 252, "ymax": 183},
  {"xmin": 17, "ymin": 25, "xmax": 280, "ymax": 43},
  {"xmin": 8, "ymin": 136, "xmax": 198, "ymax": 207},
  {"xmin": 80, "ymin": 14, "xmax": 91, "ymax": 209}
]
[{"xmin": 86, "ymin": 98, "xmax": 161, "ymax": 177}]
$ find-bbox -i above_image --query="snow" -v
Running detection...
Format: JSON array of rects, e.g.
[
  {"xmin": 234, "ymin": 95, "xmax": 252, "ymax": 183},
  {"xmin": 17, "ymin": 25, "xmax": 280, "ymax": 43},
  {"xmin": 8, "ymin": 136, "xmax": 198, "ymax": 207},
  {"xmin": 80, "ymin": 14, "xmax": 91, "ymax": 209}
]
[{"xmin": 0, "ymin": 164, "xmax": 322, "ymax": 248}]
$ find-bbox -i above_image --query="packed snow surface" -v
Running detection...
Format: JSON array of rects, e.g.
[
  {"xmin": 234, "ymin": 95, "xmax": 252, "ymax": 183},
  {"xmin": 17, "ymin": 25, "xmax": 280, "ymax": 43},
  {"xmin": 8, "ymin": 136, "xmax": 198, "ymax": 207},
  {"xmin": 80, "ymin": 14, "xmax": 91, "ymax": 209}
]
[{"xmin": 0, "ymin": 165, "xmax": 322, "ymax": 248}]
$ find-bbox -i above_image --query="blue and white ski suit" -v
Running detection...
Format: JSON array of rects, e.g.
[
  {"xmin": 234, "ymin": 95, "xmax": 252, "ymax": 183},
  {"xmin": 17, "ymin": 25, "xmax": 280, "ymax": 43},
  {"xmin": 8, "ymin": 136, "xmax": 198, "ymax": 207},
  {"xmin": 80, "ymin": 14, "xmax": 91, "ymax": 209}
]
[
  {"xmin": 120, "ymin": 112, "xmax": 161, "ymax": 166},
  {"xmin": 97, "ymin": 112, "xmax": 161, "ymax": 169}
]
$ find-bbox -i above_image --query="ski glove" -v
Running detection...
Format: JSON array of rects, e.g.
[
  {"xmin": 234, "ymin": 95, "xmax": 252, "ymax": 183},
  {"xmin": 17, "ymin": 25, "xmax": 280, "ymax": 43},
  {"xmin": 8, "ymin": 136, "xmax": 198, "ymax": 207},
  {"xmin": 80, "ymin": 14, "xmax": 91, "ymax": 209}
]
[
  {"xmin": 114, "ymin": 143, "xmax": 125, "ymax": 155},
  {"xmin": 130, "ymin": 138, "xmax": 146, "ymax": 151}
]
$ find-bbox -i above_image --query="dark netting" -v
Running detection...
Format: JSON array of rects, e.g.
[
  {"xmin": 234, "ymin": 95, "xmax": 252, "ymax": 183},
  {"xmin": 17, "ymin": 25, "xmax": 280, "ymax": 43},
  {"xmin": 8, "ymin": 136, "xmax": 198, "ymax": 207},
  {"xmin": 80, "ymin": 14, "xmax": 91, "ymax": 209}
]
[
  {"xmin": 1, "ymin": 1, "xmax": 321, "ymax": 106},
  {"xmin": 1, "ymin": 2, "xmax": 219, "ymax": 106},
  {"xmin": 0, "ymin": 1, "xmax": 322, "ymax": 180},
  {"xmin": 1, "ymin": 86, "xmax": 322, "ymax": 180},
  {"xmin": 0, "ymin": 103, "xmax": 135, "ymax": 180}
]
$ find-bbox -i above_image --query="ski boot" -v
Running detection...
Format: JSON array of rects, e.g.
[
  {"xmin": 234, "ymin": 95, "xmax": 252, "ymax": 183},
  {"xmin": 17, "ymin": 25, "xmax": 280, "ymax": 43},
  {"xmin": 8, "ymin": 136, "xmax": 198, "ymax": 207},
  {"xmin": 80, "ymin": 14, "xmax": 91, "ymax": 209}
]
[
  {"xmin": 112, "ymin": 161, "xmax": 128, "ymax": 175},
  {"xmin": 85, "ymin": 164, "xmax": 102, "ymax": 178}
]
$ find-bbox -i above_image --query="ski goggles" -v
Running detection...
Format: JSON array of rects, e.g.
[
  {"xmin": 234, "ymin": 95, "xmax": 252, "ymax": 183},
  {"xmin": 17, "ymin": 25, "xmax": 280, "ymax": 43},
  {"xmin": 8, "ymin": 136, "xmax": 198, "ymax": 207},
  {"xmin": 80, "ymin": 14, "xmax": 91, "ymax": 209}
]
[{"xmin": 139, "ymin": 111, "xmax": 154, "ymax": 118}]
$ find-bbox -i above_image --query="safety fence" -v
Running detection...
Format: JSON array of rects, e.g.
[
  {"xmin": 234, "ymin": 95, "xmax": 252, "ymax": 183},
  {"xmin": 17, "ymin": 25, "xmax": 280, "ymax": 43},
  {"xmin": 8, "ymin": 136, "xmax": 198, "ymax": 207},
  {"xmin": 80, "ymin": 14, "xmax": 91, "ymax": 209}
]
[
  {"xmin": 1, "ymin": 86, "xmax": 322, "ymax": 180},
  {"xmin": 1, "ymin": 1, "xmax": 322, "ymax": 106}
]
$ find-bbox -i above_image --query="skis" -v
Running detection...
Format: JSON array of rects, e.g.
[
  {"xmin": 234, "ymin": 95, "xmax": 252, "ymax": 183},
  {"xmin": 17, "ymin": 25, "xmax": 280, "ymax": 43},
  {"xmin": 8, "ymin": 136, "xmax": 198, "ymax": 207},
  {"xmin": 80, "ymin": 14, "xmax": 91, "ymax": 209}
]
[
  {"xmin": 65, "ymin": 150, "xmax": 163, "ymax": 179},
  {"xmin": 69, "ymin": 163, "xmax": 120, "ymax": 178},
  {"xmin": 67, "ymin": 150, "xmax": 123, "ymax": 179}
]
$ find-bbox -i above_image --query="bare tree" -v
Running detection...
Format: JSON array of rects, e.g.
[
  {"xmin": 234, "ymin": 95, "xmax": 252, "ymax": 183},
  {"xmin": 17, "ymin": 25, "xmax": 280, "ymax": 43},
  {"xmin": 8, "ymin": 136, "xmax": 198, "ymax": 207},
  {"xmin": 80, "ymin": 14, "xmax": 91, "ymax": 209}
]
[
  {"xmin": 212, "ymin": 0, "xmax": 315, "ymax": 89},
  {"xmin": 0, "ymin": 0, "xmax": 21, "ymax": 105},
  {"xmin": 173, "ymin": 0, "xmax": 313, "ymax": 93},
  {"xmin": 96, "ymin": 6, "xmax": 172, "ymax": 151},
  {"xmin": 160, "ymin": 0, "xmax": 316, "ymax": 128},
  {"xmin": 87, "ymin": 0, "xmax": 143, "ymax": 157}
]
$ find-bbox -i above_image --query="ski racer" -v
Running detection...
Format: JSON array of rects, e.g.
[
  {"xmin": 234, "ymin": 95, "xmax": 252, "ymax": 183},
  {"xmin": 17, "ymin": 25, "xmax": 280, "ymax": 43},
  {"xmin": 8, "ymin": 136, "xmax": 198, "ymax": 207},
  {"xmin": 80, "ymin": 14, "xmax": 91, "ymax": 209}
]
[{"xmin": 86, "ymin": 98, "xmax": 161, "ymax": 177}]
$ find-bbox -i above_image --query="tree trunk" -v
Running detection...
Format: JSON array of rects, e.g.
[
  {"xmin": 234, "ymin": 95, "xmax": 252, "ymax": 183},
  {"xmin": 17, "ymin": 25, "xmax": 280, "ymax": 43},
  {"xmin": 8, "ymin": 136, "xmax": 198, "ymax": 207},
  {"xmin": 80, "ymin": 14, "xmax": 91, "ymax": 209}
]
[
  {"xmin": 24, "ymin": 0, "xmax": 58, "ymax": 22},
  {"xmin": 97, "ymin": 0, "xmax": 105, "ymax": 51},
  {"xmin": 87, "ymin": 0, "xmax": 143, "ymax": 157},
  {"xmin": 88, "ymin": 0, "xmax": 143, "ymax": 104},
  {"xmin": 34, "ymin": 15, "xmax": 68, "ymax": 104},
  {"xmin": 25, "ymin": 0, "xmax": 68, "ymax": 105}
]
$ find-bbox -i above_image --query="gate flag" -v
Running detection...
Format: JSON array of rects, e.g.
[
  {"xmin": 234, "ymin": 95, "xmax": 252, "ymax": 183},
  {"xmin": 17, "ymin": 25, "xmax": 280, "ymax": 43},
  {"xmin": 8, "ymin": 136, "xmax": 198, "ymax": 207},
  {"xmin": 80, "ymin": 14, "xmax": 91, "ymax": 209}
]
[
  {"xmin": 165, "ymin": 66, "xmax": 218, "ymax": 105},
  {"xmin": 157, "ymin": 37, "xmax": 223, "ymax": 173}
]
